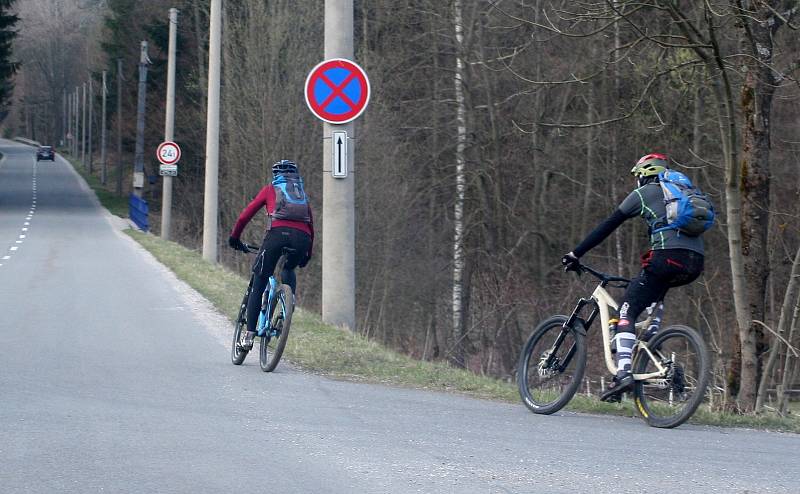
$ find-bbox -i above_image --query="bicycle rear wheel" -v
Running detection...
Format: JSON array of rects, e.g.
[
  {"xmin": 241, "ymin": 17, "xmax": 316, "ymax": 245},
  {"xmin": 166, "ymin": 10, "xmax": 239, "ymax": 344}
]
[
  {"xmin": 632, "ymin": 325, "xmax": 710, "ymax": 428},
  {"xmin": 517, "ymin": 315, "xmax": 586, "ymax": 415},
  {"xmin": 259, "ymin": 284, "xmax": 294, "ymax": 372},
  {"xmin": 231, "ymin": 288, "xmax": 251, "ymax": 365}
]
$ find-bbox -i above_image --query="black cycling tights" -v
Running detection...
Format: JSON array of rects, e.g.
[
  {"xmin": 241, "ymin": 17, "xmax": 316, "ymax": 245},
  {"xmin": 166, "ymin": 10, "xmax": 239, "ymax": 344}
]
[
  {"xmin": 617, "ymin": 249, "xmax": 704, "ymax": 334},
  {"xmin": 246, "ymin": 227, "xmax": 312, "ymax": 333}
]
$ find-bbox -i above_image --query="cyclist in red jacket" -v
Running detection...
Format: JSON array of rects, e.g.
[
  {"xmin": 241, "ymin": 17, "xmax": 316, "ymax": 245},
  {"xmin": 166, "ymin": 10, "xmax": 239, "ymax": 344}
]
[{"xmin": 228, "ymin": 160, "xmax": 314, "ymax": 350}]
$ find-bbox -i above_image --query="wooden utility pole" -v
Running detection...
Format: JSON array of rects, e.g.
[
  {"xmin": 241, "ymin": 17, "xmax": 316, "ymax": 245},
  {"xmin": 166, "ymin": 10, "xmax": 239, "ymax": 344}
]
[{"xmin": 133, "ymin": 41, "xmax": 150, "ymax": 198}]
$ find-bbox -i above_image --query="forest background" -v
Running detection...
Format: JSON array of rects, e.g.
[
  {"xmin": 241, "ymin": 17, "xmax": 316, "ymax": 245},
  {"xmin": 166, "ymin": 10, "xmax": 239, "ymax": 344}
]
[{"xmin": 8, "ymin": 0, "xmax": 800, "ymax": 415}]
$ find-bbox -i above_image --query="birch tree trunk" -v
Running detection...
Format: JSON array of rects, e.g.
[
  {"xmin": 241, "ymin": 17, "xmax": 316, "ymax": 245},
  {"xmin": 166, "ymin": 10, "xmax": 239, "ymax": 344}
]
[
  {"xmin": 451, "ymin": 0, "xmax": 467, "ymax": 367},
  {"xmin": 611, "ymin": 0, "xmax": 624, "ymax": 276}
]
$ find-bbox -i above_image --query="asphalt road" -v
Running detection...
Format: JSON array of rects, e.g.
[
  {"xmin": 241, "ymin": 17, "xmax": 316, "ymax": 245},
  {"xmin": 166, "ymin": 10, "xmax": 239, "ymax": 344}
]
[{"xmin": 0, "ymin": 140, "xmax": 797, "ymax": 493}]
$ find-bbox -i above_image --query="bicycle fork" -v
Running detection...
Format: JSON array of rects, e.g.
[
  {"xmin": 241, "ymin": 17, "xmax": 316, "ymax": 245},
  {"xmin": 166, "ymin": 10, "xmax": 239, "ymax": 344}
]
[{"xmin": 541, "ymin": 299, "xmax": 596, "ymax": 373}]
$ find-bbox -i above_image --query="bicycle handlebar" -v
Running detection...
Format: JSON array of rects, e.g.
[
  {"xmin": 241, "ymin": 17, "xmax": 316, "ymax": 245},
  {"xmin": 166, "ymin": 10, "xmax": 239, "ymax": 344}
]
[{"xmin": 571, "ymin": 263, "xmax": 630, "ymax": 285}]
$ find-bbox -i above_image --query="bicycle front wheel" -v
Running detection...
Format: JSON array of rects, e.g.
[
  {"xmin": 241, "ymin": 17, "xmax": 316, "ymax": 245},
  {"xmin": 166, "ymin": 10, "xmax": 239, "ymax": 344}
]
[
  {"xmin": 632, "ymin": 325, "xmax": 710, "ymax": 428},
  {"xmin": 231, "ymin": 289, "xmax": 251, "ymax": 365},
  {"xmin": 259, "ymin": 284, "xmax": 294, "ymax": 372},
  {"xmin": 517, "ymin": 315, "xmax": 586, "ymax": 415}
]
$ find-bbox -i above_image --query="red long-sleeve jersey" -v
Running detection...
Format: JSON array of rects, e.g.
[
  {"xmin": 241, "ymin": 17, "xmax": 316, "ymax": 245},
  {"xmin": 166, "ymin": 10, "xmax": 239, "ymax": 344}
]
[{"xmin": 230, "ymin": 185, "xmax": 314, "ymax": 248}]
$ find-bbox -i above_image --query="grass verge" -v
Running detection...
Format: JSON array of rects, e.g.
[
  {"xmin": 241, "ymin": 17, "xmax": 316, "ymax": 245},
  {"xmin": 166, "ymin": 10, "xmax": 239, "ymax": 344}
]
[{"xmin": 126, "ymin": 230, "xmax": 800, "ymax": 433}]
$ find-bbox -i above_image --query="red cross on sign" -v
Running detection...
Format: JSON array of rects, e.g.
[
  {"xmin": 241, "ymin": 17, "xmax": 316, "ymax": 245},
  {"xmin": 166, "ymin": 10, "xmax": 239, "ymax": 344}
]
[{"xmin": 305, "ymin": 58, "xmax": 370, "ymax": 124}]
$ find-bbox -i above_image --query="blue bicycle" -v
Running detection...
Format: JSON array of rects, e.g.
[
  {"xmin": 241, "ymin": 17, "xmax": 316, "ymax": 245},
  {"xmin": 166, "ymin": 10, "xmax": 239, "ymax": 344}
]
[{"xmin": 231, "ymin": 245, "xmax": 295, "ymax": 372}]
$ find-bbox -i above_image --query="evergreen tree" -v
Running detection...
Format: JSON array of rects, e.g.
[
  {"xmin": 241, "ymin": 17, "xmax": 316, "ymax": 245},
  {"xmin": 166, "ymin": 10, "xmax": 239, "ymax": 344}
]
[{"xmin": 0, "ymin": 0, "xmax": 18, "ymax": 118}]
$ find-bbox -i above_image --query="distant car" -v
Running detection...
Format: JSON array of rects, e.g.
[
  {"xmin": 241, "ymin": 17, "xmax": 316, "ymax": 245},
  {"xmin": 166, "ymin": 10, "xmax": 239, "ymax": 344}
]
[{"xmin": 36, "ymin": 146, "xmax": 55, "ymax": 162}]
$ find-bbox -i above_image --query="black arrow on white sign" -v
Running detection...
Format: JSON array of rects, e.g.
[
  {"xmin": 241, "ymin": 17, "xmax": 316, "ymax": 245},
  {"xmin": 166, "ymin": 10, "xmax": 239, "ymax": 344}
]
[{"xmin": 337, "ymin": 136, "xmax": 343, "ymax": 175}]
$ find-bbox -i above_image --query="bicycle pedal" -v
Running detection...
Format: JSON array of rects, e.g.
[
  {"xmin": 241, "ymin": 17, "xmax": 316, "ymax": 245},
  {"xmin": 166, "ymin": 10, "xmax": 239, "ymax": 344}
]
[
  {"xmin": 600, "ymin": 392, "xmax": 623, "ymax": 403},
  {"xmin": 600, "ymin": 374, "xmax": 633, "ymax": 402}
]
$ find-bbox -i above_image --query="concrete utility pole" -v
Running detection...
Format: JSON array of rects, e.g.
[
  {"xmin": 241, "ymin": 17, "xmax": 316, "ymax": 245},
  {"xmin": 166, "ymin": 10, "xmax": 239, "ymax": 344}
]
[
  {"xmin": 66, "ymin": 89, "xmax": 72, "ymax": 152},
  {"xmin": 133, "ymin": 41, "xmax": 150, "ymax": 198},
  {"xmin": 162, "ymin": 8, "xmax": 178, "ymax": 241},
  {"xmin": 100, "ymin": 70, "xmax": 108, "ymax": 185},
  {"xmin": 202, "ymin": 0, "xmax": 222, "ymax": 262},
  {"xmin": 62, "ymin": 89, "xmax": 67, "ymax": 146},
  {"xmin": 74, "ymin": 87, "xmax": 79, "ymax": 158},
  {"xmin": 322, "ymin": 0, "xmax": 356, "ymax": 330},
  {"xmin": 116, "ymin": 59, "xmax": 124, "ymax": 196},
  {"xmin": 81, "ymin": 82, "xmax": 87, "ymax": 167},
  {"xmin": 88, "ymin": 78, "xmax": 94, "ymax": 174}
]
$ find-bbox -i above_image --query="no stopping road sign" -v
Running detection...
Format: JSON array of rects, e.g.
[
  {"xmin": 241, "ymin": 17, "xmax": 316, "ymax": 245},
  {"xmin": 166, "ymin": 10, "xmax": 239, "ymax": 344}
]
[{"xmin": 305, "ymin": 58, "xmax": 370, "ymax": 124}]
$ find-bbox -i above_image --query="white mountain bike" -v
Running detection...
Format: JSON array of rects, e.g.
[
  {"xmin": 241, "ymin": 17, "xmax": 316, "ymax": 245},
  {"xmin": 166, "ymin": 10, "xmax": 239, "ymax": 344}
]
[{"xmin": 517, "ymin": 262, "xmax": 710, "ymax": 428}]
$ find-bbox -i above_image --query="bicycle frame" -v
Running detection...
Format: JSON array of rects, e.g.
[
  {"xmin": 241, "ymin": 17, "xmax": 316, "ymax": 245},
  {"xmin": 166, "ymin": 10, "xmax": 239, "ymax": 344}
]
[
  {"xmin": 255, "ymin": 251, "xmax": 291, "ymax": 337},
  {"xmin": 256, "ymin": 275, "xmax": 281, "ymax": 337},
  {"xmin": 568, "ymin": 283, "xmax": 667, "ymax": 381}
]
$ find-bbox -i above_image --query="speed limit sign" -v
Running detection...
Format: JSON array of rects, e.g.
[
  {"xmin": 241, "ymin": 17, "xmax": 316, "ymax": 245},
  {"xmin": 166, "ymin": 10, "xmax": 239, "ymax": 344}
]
[{"xmin": 157, "ymin": 141, "xmax": 181, "ymax": 165}]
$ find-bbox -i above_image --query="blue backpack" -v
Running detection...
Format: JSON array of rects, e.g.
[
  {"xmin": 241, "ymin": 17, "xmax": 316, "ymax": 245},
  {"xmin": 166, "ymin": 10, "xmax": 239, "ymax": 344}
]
[
  {"xmin": 271, "ymin": 173, "xmax": 311, "ymax": 223},
  {"xmin": 652, "ymin": 169, "xmax": 715, "ymax": 236}
]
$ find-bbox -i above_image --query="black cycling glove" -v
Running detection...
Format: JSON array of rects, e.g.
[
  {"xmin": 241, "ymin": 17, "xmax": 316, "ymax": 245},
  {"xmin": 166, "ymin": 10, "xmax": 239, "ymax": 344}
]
[
  {"xmin": 561, "ymin": 252, "xmax": 580, "ymax": 272},
  {"xmin": 228, "ymin": 236, "xmax": 247, "ymax": 252}
]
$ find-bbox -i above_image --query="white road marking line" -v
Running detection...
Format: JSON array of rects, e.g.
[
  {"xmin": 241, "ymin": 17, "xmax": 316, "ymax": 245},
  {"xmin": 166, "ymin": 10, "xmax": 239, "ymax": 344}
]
[
  {"xmin": 24, "ymin": 222, "xmax": 29, "ymax": 225},
  {"xmin": 15, "ymin": 241, "xmax": 22, "ymax": 244},
  {"xmin": 22, "ymin": 228, "xmax": 28, "ymax": 231},
  {"xmin": 10, "ymin": 247, "xmax": 18, "ymax": 251},
  {"xmin": 19, "ymin": 235, "xmax": 25, "ymax": 239},
  {"xmin": 2, "ymin": 256, "xmax": 9, "ymax": 260}
]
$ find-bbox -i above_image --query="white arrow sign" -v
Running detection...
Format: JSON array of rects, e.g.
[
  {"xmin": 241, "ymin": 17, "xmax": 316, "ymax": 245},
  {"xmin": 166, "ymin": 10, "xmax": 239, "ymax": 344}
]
[{"xmin": 332, "ymin": 131, "xmax": 347, "ymax": 178}]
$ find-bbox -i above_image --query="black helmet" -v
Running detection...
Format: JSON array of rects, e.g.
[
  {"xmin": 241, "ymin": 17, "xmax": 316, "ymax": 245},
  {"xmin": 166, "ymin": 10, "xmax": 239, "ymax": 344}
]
[{"xmin": 272, "ymin": 159, "xmax": 298, "ymax": 175}]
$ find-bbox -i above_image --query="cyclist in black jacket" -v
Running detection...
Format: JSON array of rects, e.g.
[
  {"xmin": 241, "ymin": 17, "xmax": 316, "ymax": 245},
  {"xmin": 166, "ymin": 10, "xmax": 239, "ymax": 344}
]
[{"xmin": 561, "ymin": 154, "xmax": 705, "ymax": 401}]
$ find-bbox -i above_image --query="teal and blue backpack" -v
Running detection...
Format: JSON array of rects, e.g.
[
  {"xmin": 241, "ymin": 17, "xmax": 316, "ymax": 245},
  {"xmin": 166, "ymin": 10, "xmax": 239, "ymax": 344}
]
[
  {"xmin": 271, "ymin": 173, "xmax": 311, "ymax": 223},
  {"xmin": 653, "ymin": 169, "xmax": 715, "ymax": 236}
]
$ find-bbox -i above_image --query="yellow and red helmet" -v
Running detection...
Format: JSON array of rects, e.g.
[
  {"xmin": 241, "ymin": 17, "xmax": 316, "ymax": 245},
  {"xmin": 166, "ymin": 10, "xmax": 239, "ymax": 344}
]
[{"xmin": 630, "ymin": 153, "xmax": 668, "ymax": 178}]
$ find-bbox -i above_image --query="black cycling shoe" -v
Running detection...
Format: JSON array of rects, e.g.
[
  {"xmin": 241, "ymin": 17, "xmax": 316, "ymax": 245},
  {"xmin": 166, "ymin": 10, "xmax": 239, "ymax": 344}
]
[{"xmin": 600, "ymin": 373, "xmax": 634, "ymax": 402}]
